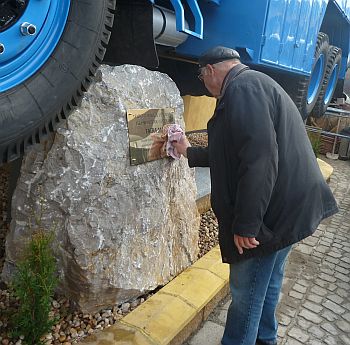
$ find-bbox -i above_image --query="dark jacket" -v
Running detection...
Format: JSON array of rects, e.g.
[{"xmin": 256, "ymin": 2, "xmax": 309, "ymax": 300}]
[{"xmin": 187, "ymin": 65, "xmax": 338, "ymax": 263}]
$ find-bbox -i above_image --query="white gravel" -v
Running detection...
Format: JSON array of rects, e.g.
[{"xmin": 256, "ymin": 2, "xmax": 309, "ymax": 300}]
[{"xmin": 0, "ymin": 146, "xmax": 220, "ymax": 344}]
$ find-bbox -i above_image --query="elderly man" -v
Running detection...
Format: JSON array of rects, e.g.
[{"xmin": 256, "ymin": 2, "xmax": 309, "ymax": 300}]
[{"xmin": 173, "ymin": 46, "xmax": 338, "ymax": 345}]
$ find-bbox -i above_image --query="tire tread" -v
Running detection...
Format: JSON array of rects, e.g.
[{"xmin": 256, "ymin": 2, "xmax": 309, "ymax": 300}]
[
  {"xmin": 312, "ymin": 45, "xmax": 342, "ymax": 118},
  {"xmin": 0, "ymin": 0, "xmax": 117, "ymax": 164},
  {"xmin": 280, "ymin": 32, "xmax": 329, "ymax": 120}
]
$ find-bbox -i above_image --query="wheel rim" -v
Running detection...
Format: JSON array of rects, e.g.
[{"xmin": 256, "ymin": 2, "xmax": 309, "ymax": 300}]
[
  {"xmin": 324, "ymin": 63, "xmax": 339, "ymax": 105},
  {"xmin": 307, "ymin": 54, "xmax": 325, "ymax": 105},
  {"xmin": 0, "ymin": 0, "xmax": 71, "ymax": 92}
]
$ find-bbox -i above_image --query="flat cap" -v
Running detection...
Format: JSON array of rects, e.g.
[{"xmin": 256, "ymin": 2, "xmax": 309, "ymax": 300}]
[{"xmin": 198, "ymin": 46, "xmax": 240, "ymax": 67}]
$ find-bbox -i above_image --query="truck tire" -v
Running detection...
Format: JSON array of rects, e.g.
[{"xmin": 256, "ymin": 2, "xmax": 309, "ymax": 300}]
[
  {"xmin": 311, "ymin": 46, "xmax": 342, "ymax": 118},
  {"xmin": 286, "ymin": 32, "xmax": 329, "ymax": 120},
  {"xmin": 0, "ymin": 0, "xmax": 116, "ymax": 165}
]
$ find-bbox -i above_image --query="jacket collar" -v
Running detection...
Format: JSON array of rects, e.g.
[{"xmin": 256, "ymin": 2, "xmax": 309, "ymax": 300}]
[
  {"xmin": 219, "ymin": 63, "xmax": 250, "ymax": 100},
  {"xmin": 209, "ymin": 64, "xmax": 249, "ymax": 122}
]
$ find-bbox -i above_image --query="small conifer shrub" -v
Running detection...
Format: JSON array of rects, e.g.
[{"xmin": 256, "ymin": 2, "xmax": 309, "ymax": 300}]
[
  {"xmin": 307, "ymin": 130, "xmax": 321, "ymax": 157},
  {"xmin": 10, "ymin": 198, "xmax": 58, "ymax": 345}
]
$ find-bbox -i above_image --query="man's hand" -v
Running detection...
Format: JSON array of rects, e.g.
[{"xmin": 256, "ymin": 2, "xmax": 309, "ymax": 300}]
[
  {"xmin": 234, "ymin": 234, "xmax": 260, "ymax": 255},
  {"xmin": 172, "ymin": 135, "xmax": 191, "ymax": 158}
]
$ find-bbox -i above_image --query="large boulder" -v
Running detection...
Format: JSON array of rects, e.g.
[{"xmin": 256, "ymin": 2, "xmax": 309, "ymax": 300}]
[{"xmin": 2, "ymin": 65, "xmax": 200, "ymax": 313}]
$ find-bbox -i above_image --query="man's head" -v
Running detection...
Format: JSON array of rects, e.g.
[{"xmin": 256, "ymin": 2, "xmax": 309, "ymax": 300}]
[{"xmin": 198, "ymin": 46, "xmax": 241, "ymax": 98}]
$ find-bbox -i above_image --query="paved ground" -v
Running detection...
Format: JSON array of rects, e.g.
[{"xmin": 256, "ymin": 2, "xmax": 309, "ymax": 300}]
[{"xmin": 185, "ymin": 157, "xmax": 350, "ymax": 345}]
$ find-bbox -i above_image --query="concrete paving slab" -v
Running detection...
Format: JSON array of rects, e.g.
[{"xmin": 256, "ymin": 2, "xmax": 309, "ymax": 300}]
[
  {"xmin": 187, "ymin": 158, "xmax": 349, "ymax": 345},
  {"xmin": 217, "ymin": 309, "xmax": 227, "ymax": 324},
  {"xmin": 188, "ymin": 321, "xmax": 224, "ymax": 345},
  {"xmin": 78, "ymin": 245, "xmax": 229, "ymax": 345},
  {"xmin": 77, "ymin": 157, "xmax": 340, "ymax": 345}
]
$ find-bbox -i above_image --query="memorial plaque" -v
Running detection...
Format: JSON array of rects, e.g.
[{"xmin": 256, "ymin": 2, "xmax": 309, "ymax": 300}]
[{"xmin": 126, "ymin": 108, "xmax": 175, "ymax": 165}]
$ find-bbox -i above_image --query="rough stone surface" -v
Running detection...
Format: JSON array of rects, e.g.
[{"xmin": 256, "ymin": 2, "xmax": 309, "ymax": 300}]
[{"xmin": 2, "ymin": 65, "xmax": 200, "ymax": 313}]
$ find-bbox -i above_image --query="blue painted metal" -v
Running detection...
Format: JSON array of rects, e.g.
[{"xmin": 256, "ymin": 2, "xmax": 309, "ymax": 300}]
[
  {"xmin": 0, "ymin": 0, "xmax": 70, "ymax": 92},
  {"xmin": 176, "ymin": 0, "xmax": 269, "ymax": 65},
  {"xmin": 173, "ymin": 0, "xmax": 350, "ymax": 81},
  {"xmin": 325, "ymin": 63, "xmax": 340, "ymax": 103},
  {"xmin": 205, "ymin": 0, "xmax": 221, "ymax": 4},
  {"xmin": 320, "ymin": 1, "xmax": 349, "ymax": 81},
  {"xmin": 307, "ymin": 53, "xmax": 325, "ymax": 104},
  {"xmin": 2, "ymin": 0, "xmax": 349, "ymax": 90},
  {"xmin": 260, "ymin": 0, "xmax": 289, "ymax": 67},
  {"xmin": 334, "ymin": 0, "xmax": 350, "ymax": 22},
  {"xmin": 261, "ymin": 0, "xmax": 328, "ymax": 74},
  {"xmin": 292, "ymin": 1, "xmax": 316, "ymax": 71},
  {"xmin": 169, "ymin": 0, "xmax": 203, "ymax": 39},
  {"xmin": 332, "ymin": 0, "xmax": 350, "ymax": 79}
]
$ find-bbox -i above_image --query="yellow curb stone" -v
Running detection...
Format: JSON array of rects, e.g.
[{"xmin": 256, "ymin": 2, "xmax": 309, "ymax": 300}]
[
  {"xmin": 207, "ymin": 260, "xmax": 229, "ymax": 281},
  {"xmin": 79, "ymin": 322, "xmax": 155, "ymax": 345},
  {"xmin": 192, "ymin": 250, "xmax": 229, "ymax": 281},
  {"xmin": 77, "ymin": 246, "xmax": 228, "ymax": 345},
  {"xmin": 159, "ymin": 267, "xmax": 226, "ymax": 310},
  {"xmin": 78, "ymin": 158, "xmax": 333, "ymax": 345},
  {"xmin": 121, "ymin": 293, "xmax": 196, "ymax": 345},
  {"xmin": 317, "ymin": 158, "xmax": 333, "ymax": 182}
]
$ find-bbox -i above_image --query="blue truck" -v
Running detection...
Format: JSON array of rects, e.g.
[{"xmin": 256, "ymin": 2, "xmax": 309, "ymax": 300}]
[{"xmin": 0, "ymin": 0, "xmax": 349, "ymax": 164}]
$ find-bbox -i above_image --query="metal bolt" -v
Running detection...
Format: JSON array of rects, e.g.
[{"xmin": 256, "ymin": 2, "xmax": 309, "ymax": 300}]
[
  {"xmin": 0, "ymin": 44, "xmax": 4, "ymax": 54},
  {"xmin": 20, "ymin": 22, "xmax": 37, "ymax": 36}
]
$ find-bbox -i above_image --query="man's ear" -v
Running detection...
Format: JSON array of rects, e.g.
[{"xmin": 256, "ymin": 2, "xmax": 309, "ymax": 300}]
[{"xmin": 206, "ymin": 64, "xmax": 215, "ymax": 75}]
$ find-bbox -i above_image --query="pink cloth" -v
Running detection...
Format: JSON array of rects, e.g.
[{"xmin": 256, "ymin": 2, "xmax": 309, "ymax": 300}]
[{"xmin": 166, "ymin": 124, "xmax": 184, "ymax": 159}]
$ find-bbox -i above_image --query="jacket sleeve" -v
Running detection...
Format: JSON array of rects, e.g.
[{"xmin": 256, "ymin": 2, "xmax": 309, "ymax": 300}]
[
  {"xmin": 187, "ymin": 146, "xmax": 209, "ymax": 167},
  {"xmin": 226, "ymin": 83, "xmax": 279, "ymax": 237}
]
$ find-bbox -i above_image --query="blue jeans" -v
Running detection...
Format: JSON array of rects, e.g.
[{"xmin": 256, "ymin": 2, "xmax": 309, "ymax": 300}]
[{"xmin": 222, "ymin": 246, "xmax": 292, "ymax": 345}]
